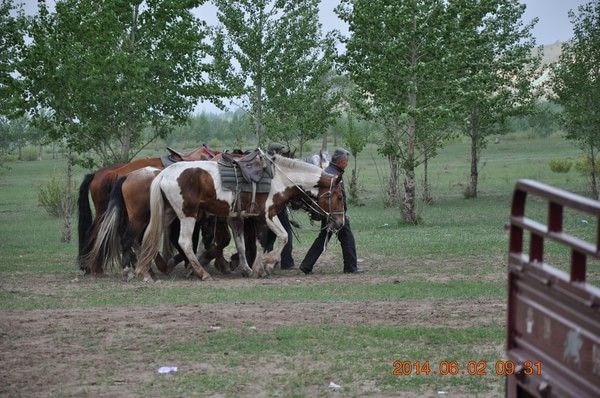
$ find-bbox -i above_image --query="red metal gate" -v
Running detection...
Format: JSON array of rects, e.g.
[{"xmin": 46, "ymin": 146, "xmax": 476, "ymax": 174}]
[{"xmin": 506, "ymin": 179, "xmax": 600, "ymax": 398}]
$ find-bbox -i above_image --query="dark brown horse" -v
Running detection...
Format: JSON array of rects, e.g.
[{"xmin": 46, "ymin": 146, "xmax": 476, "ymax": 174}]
[
  {"xmin": 136, "ymin": 154, "xmax": 346, "ymax": 281},
  {"xmin": 77, "ymin": 146, "xmax": 216, "ymax": 273}
]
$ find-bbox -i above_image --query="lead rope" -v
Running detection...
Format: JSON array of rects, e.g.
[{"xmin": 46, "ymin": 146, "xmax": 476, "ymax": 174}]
[{"xmin": 322, "ymin": 177, "xmax": 334, "ymax": 252}]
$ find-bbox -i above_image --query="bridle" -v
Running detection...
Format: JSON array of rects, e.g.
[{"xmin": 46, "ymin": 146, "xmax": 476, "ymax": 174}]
[{"xmin": 317, "ymin": 175, "xmax": 345, "ymax": 229}]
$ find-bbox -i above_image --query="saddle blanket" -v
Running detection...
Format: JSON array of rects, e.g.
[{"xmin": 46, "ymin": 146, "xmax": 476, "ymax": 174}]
[{"xmin": 218, "ymin": 162, "xmax": 273, "ymax": 193}]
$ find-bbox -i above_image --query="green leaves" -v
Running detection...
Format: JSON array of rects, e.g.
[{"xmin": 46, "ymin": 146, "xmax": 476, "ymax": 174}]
[
  {"xmin": 550, "ymin": 1, "xmax": 600, "ymax": 198},
  {"xmin": 0, "ymin": 0, "xmax": 26, "ymax": 119},
  {"xmin": 19, "ymin": 0, "xmax": 218, "ymax": 166},
  {"xmin": 447, "ymin": 0, "xmax": 541, "ymax": 135},
  {"xmin": 213, "ymin": 0, "xmax": 337, "ymax": 148}
]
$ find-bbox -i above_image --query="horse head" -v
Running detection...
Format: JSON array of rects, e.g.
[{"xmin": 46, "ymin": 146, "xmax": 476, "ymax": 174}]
[
  {"xmin": 268, "ymin": 154, "xmax": 345, "ymax": 230},
  {"xmin": 316, "ymin": 173, "xmax": 345, "ymax": 231}
]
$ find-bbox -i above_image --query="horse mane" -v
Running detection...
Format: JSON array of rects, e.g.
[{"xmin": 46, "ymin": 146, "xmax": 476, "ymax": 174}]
[{"xmin": 272, "ymin": 154, "xmax": 323, "ymax": 175}]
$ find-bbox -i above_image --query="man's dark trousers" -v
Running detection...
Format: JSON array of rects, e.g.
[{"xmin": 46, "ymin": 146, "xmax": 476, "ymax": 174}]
[{"xmin": 300, "ymin": 218, "xmax": 357, "ymax": 273}]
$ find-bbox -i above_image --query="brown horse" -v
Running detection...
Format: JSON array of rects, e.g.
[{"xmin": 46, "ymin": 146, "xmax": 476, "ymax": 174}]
[
  {"xmin": 136, "ymin": 154, "xmax": 346, "ymax": 281},
  {"xmin": 77, "ymin": 145, "xmax": 216, "ymax": 273}
]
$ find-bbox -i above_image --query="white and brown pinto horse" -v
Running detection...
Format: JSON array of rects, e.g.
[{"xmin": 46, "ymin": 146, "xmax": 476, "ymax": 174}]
[{"xmin": 136, "ymin": 154, "xmax": 346, "ymax": 281}]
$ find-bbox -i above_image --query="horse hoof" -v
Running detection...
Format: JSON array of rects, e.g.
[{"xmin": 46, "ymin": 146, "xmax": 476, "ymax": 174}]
[
  {"xmin": 265, "ymin": 263, "xmax": 275, "ymax": 275},
  {"xmin": 201, "ymin": 273, "xmax": 212, "ymax": 281},
  {"xmin": 229, "ymin": 255, "xmax": 240, "ymax": 271},
  {"xmin": 164, "ymin": 260, "xmax": 176, "ymax": 274},
  {"xmin": 122, "ymin": 267, "xmax": 135, "ymax": 282},
  {"xmin": 142, "ymin": 275, "xmax": 153, "ymax": 283}
]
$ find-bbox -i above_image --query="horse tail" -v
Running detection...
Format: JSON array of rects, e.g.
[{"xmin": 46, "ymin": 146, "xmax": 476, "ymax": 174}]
[
  {"xmin": 77, "ymin": 173, "xmax": 95, "ymax": 269},
  {"xmin": 84, "ymin": 176, "xmax": 128, "ymax": 274},
  {"xmin": 137, "ymin": 173, "xmax": 165, "ymax": 278}
]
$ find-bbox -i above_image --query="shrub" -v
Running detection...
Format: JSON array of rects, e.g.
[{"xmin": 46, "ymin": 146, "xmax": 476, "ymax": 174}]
[
  {"xmin": 1, "ymin": 153, "xmax": 17, "ymax": 162},
  {"xmin": 574, "ymin": 156, "xmax": 600, "ymax": 175},
  {"xmin": 21, "ymin": 145, "xmax": 39, "ymax": 161},
  {"xmin": 38, "ymin": 175, "xmax": 76, "ymax": 218},
  {"xmin": 548, "ymin": 159, "xmax": 572, "ymax": 173},
  {"xmin": 208, "ymin": 137, "xmax": 223, "ymax": 151}
]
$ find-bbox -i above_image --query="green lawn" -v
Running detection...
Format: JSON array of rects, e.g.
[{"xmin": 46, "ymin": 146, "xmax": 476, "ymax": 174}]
[{"xmin": 1, "ymin": 133, "xmax": 598, "ymax": 397}]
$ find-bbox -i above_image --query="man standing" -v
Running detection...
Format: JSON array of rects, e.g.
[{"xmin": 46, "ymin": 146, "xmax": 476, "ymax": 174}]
[{"xmin": 300, "ymin": 148, "xmax": 361, "ymax": 274}]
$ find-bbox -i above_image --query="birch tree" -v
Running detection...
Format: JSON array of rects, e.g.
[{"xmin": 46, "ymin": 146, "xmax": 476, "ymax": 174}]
[
  {"xmin": 0, "ymin": 0, "xmax": 25, "ymax": 119},
  {"xmin": 447, "ymin": 0, "xmax": 540, "ymax": 198},
  {"xmin": 551, "ymin": 1, "xmax": 600, "ymax": 199},
  {"xmin": 338, "ymin": 0, "xmax": 451, "ymax": 223},
  {"xmin": 213, "ymin": 0, "xmax": 333, "ymax": 147},
  {"xmin": 19, "ymin": 0, "xmax": 219, "ymax": 166}
]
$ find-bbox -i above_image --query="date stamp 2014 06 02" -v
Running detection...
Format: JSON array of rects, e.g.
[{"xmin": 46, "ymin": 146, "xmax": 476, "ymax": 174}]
[{"xmin": 392, "ymin": 360, "xmax": 542, "ymax": 377}]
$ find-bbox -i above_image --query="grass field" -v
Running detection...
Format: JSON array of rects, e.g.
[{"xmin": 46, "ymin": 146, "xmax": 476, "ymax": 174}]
[{"xmin": 1, "ymin": 133, "xmax": 598, "ymax": 397}]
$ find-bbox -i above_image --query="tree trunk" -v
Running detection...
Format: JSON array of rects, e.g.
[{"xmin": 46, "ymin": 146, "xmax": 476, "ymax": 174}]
[
  {"xmin": 386, "ymin": 154, "xmax": 400, "ymax": 207},
  {"xmin": 401, "ymin": 86, "xmax": 417, "ymax": 223},
  {"xmin": 590, "ymin": 145, "xmax": 599, "ymax": 200},
  {"xmin": 119, "ymin": 3, "xmax": 139, "ymax": 163},
  {"xmin": 402, "ymin": 120, "xmax": 417, "ymax": 223},
  {"xmin": 254, "ymin": 82, "xmax": 264, "ymax": 146},
  {"xmin": 423, "ymin": 152, "xmax": 432, "ymax": 204},
  {"xmin": 403, "ymin": 168, "xmax": 417, "ymax": 223},
  {"xmin": 62, "ymin": 150, "xmax": 73, "ymax": 243},
  {"xmin": 466, "ymin": 109, "xmax": 480, "ymax": 198},
  {"xmin": 121, "ymin": 128, "xmax": 132, "ymax": 162},
  {"xmin": 299, "ymin": 137, "xmax": 305, "ymax": 159},
  {"xmin": 349, "ymin": 155, "xmax": 358, "ymax": 204},
  {"xmin": 321, "ymin": 129, "xmax": 328, "ymax": 153}
]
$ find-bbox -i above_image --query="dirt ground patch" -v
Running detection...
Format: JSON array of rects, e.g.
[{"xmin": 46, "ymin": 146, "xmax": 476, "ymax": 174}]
[
  {"xmin": 1, "ymin": 298, "xmax": 504, "ymax": 397},
  {"xmin": 0, "ymin": 251, "xmax": 506, "ymax": 296}
]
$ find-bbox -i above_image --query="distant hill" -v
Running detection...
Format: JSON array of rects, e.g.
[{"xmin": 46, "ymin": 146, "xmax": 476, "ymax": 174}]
[
  {"xmin": 531, "ymin": 41, "xmax": 564, "ymax": 88},
  {"xmin": 538, "ymin": 41, "xmax": 563, "ymax": 65}
]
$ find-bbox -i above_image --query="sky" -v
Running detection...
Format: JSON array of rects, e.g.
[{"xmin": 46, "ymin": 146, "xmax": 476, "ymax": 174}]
[{"xmin": 20, "ymin": 0, "xmax": 589, "ymax": 113}]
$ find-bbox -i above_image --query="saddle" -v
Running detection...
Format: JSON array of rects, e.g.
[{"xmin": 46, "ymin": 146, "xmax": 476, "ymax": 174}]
[
  {"xmin": 219, "ymin": 149, "xmax": 264, "ymax": 183},
  {"xmin": 161, "ymin": 145, "xmax": 217, "ymax": 167},
  {"xmin": 217, "ymin": 149, "xmax": 273, "ymax": 217}
]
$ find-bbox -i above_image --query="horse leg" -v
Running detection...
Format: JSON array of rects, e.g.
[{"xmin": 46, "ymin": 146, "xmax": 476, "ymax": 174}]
[
  {"xmin": 251, "ymin": 239, "xmax": 267, "ymax": 278},
  {"xmin": 166, "ymin": 219, "xmax": 186, "ymax": 270},
  {"xmin": 263, "ymin": 215, "xmax": 288, "ymax": 275},
  {"xmin": 151, "ymin": 229, "xmax": 171, "ymax": 274},
  {"xmin": 193, "ymin": 220, "xmax": 213, "ymax": 268},
  {"xmin": 202, "ymin": 218, "xmax": 231, "ymax": 274},
  {"xmin": 122, "ymin": 240, "xmax": 138, "ymax": 282},
  {"xmin": 154, "ymin": 253, "xmax": 170, "ymax": 274},
  {"xmin": 178, "ymin": 217, "xmax": 211, "ymax": 281},
  {"xmin": 227, "ymin": 218, "xmax": 252, "ymax": 277}
]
